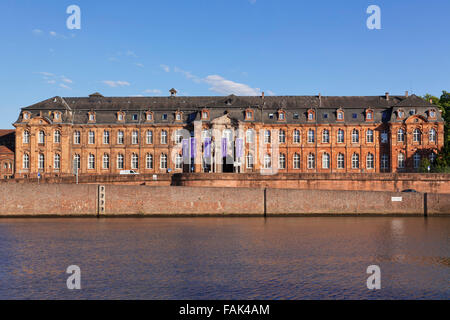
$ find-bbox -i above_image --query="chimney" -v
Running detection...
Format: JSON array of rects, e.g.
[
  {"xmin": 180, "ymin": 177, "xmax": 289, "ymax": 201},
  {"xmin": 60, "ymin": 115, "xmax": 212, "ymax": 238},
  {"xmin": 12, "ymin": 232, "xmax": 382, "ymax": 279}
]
[
  {"xmin": 405, "ymin": 91, "xmax": 409, "ymax": 97},
  {"xmin": 385, "ymin": 92, "xmax": 390, "ymax": 101},
  {"xmin": 261, "ymin": 91, "xmax": 264, "ymax": 99}
]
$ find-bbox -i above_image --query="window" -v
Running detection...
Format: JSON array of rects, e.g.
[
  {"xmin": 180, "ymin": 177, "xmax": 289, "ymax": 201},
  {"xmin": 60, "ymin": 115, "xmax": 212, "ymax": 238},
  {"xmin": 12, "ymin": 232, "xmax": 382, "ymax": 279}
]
[
  {"xmin": 398, "ymin": 111, "xmax": 404, "ymax": 119},
  {"xmin": 54, "ymin": 130, "xmax": 61, "ymax": 143},
  {"xmin": 413, "ymin": 129, "xmax": 421, "ymax": 143},
  {"xmin": 307, "ymin": 153, "xmax": 315, "ymax": 169},
  {"xmin": 202, "ymin": 111, "xmax": 209, "ymax": 119},
  {"xmin": 54, "ymin": 154, "xmax": 60, "ymax": 169},
  {"xmin": 117, "ymin": 131, "xmax": 124, "ymax": 144},
  {"xmin": 23, "ymin": 112, "xmax": 30, "ymax": 120},
  {"xmin": 103, "ymin": 131, "xmax": 110, "ymax": 144},
  {"xmin": 278, "ymin": 112, "xmax": 285, "ymax": 121},
  {"xmin": 117, "ymin": 154, "xmax": 124, "ymax": 169},
  {"xmin": 409, "ymin": 109, "xmax": 416, "ymax": 116},
  {"xmin": 429, "ymin": 152, "xmax": 436, "ymax": 164},
  {"xmin": 146, "ymin": 130, "xmax": 153, "ymax": 144},
  {"xmin": 160, "ymin": 154, "xmax": 167, "ymax": 169},
  {"xmin": 175, "ymin": 130, "xmax": 183, "ymax": 144},
  {"xmin": 397, "ymin": 129, "xmax": 405, "ymax": 142},
  {"xmin": 337, "ymin": 112, "xmax": 344, "ymax": 120},
  {"xmin": 293, "ymin": 113, "xmax": 299, "ymax": 119},
  {"xmin": 268, "ymin": 113, "xmax": 274, "ymax": 119},
  {"xmin": 279, "ymin": 154, "xmax": 286, "ymax": 169},
  {"xmin": 351, "ymin": 129, "xmax": 359, "ymax": 143},
  {"xmin": 413, "ymin": 153, "xmax": 421, "ymax": 169},
  {"xmin": 352, "ymin": 153, "xmax": 359, "ymax": 169},
  {"xmin": 293, "ymin": 129, "xmax": 300, "ymax": 143},
  {"xmin": 74, "ymin": 131, "xmax": 80, "ymax": 144},
  {"xmin": 323, "ymin": 113, "xmax": 328, "ymax": 119},
  {"xmin": 381, "ymin": 130, "xmax": 388, "ymax": 144},
  {"xmin": 366, "ymin": 129, "xmax": 374, "ymax": 143},
  {"xmin": 175, "ymin": 154, "xmax": 183, "ymax": 169},
  {"xmin": 429, "ymin": 128, "xmax": 436, "ymax": 142},
  {"xmin": 54, "ymin": 112, "xmax": 60, "ymax": 120},
  {"xmin": 161, "ymin": 130, "xmax": 168, "ymax": 144},
  {"xmin": 162, "ymin": 114, "xmax": 168, "ymax": 120},
  {"xmin": 246, "ymin": 129, "xmax": 254, "ymax": 143},
  {"xmin": 132, "ymin": 130, "xmax": 139, "ymax": 144},
  {"xmin": 146, "ymin": 113, "xmax": 153, "ymax": 121},
  {"xmin": 366, "ymin": 112, "xmax": 372, "ymax": 120},
  {"xmin": 74, "ymin": 154, "xmax": 80, "ymax": 170},
  {"xmin": 23, "ymin": 130, "xmax": 30, "ymax": 144},
  {"xmin": 38, "ymin": 131, "xmax": 45, "ymax": 144},
  {"xmin": 88, "ymin": 131, "xmax": 95, "ymax": 144},
  {"xmin": 88, "ymin": 154, "xmax": 95, "ymax": 169},
  {"xmin": 264, "ymin": 154, "xmax": 272, "ymax": 169},
  {"xmin": 337, "ymin": 153, "xmax": 345, "ymax": 169},
  {"xmin": 293, "ymin": 153, "xmax": 300, "ymax": 169},
  {"xmin": 246, "ymin": 153, "xmax": 254, "ymax": 169},
  {"xmin": 146, "ymin": 154, "xmax": 153, "ymax": 169},
  {"xmin": 337, "ymin": 129, "xmax": 344, "ymax": 143},
  {"xmin": 366, "ymin": 153, "xmax": 374, "ymax": 169},
  {"xmin": 322, "ymin": 129, "xmax": 329, "ymax": 143},
  {"xmin": 132, "ymin": 114, "xmax": 138, "ymax": 121},
  {"xmin": 307, "ymin": 129, "xmax": 315, "ymax": 143},
  {"xmin": 131, "ymin": 153, "xmax": 139, "ymax": 169},
  {"xmin": 398, "ymin": 152, "xmax": 405, "ymax": 169},
  {"xmin": 322, "ymin": 153, "xmax": 330, "ymax": 169},
  {"xmin": 381, "ymin": 154, "xmax": 389, "ymax": 170},
  {"xmin": 23, "ymin": 153, "xmax": 29, "ymax": 169},
  {"xmin": 103, "ymin": 154, "xmax": 109, "ymax": 169},
  {"xmin": 429, "ymin": 110, "xmax": 436, "ymax": 118},
  {"xmin": 175, "ymin": 113, "xmax": 181, "ymax": 121},
  {"xmin": 38, "ymin": 154, "xmax": 45, "ymax": 169},
  {"xmin": 118, "ymin": 113, "xmax": 124, "ymax": 121},
  {"xmin": 352, "ymin": 113, "xmax": 357, "ymax": 119},
  {"xmin": 308, "ymin": 112, "xmax": 314, "ymax": 121},
  {"xmin": 264, "ymin": 130, "xmax": 271, "ymax": 144},
  {"xmin": 89, "ymin": 114, "xmax": 95, "ymax": 122},
  {"xmin": 279, "ymin": 130, "xmax": 286, "ymax": 143},
  {"xmin": 246, "ymin": 111, "xmax": 253, "ymax": 120}
]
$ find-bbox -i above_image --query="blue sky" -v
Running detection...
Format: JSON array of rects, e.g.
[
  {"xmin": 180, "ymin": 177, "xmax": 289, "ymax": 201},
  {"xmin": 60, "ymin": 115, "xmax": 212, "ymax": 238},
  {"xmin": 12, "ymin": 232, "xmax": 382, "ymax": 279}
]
[{"xmin": 0, "ymin": 0, "xmax": 449, "ymax": 129}]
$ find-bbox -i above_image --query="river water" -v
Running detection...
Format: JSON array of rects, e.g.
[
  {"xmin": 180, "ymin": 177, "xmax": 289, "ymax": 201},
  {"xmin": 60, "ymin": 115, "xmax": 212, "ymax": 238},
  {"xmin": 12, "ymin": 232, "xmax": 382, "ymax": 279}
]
[{"xmin": 0, "ymin": 217, "xmax": 448, "ymax": 300}]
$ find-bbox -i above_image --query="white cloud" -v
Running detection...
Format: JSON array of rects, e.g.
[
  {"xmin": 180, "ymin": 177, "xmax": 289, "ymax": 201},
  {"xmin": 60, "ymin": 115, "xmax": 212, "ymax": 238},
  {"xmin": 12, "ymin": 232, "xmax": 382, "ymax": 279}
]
[
  {"xmin": 102, "ymin": 80, "xmax": 131, "ymax": 88},
  {"xmin": 160, "ymin": 64, "xmax": 170, "ymax": 73},
  {"xmin": 32, "ymin": 29, "xmax": 43, "ymax": 35},
  {"xmin": 38, "ymin": 72, "xmax": 55, "ymax": 77},
  {"xmin": 61, "ymin": 76, "xmax": 73, "ymax": 84},
  {"xmin": 135, "ymin": 63, "xmax": 144, "ymax": 68},
  {"xmin": 249, "ymin": 0, "xmax": 257, "ymax": 4},
  {"xmin": 49, "ymin": 31, "xmax": 57, "ymax": 36},
  {"xmin": 59, "ymin": 83, "xmax": 71, "ymax": 90},
  {"xmin": 267, "ymin": 90, "xmax": 276, "ymax": 96},
  {"xmin": 47, "ymin": 80, "xmax": 56, "ymax": 84},
  {"xmin": 143, "ymin": 89, "xmax": 162, "ymax": 95},
  {"xmin": 125, "ymin": 50, "xmax": 137, "ymax": 58},
  {"xmin": 174, "ymin": 67, "xmax": 202, "ymax": 83},
  {"xmin": 204, "ymin": 75, "xmax": 261, "ymax": 96}
]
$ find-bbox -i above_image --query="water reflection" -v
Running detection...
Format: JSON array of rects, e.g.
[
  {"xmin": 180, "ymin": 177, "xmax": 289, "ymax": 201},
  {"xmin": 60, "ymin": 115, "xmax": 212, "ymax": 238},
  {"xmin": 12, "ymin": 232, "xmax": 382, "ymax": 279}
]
[{"xmin": 0, "ymin": 217, "xmax": 448, "ymax": 299}]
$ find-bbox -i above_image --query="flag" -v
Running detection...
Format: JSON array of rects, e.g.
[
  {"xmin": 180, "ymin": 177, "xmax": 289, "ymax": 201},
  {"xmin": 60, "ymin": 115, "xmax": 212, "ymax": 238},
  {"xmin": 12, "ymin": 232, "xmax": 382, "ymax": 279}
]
[
  {"xmin": 204, "ymin": 137, "xmax": 211, "ymax": 158},
  {"xmin": 222, "ymin": 138, "xmax": 227, "ymax": 157},
  {"xmin": 190, "ymin": 137, "xmax": 196, "ymax": 158},
  {"xmin": 236, "ymin": 138, "xmax": 243, "ymax": 158}
]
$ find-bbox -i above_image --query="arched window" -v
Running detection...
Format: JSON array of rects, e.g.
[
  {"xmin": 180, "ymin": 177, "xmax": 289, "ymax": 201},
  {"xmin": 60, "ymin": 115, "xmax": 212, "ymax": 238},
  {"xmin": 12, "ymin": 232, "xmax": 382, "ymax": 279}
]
[
  {"xmin": 23, "ymin": 153, "xmax": 29, "ymax": 169},
  {"xmin": 322, "ymin": 130, "xmax": 329, "ymax": 143},
  {"xmin": 146, "ymin": 154, "xmax": 153, "ymax": 169},
  {"xmin": 74, "ymin": 154, "xmax": 80, "ymax": 170},
  {"xmin": 131, "ymin": 153, "xmax": 139, "ymax": 169},
  {"xmin": 117, "ymin": 131, "xmax": 124, "ymax": 144},
  {"xmin": 175, "ymin": 130, "xmax": 183, "ymax": 144},
  {"xmin": 38, "ymin": 154, "xmax": 45, "ymax": 169},
  {"xmin": 397, "ymin": 129, "xmax": 405, "ymax": 142},
  {"xmin": 264, "ymin": 154, "xmax": 272, "ymax": 169},
  {"xmin": 103, "ymin": 130, "xmax": 110, "ymax": 144},
  {"xmin": 307, "ymin": 153, "xmax": 315, "ymax": 169},
  {"xmin": 161, "ymin": 130, "xmax": 168, "ymax": 144},
  {"xmin": 88, "ymin": 131, "xmax": 95, "ymax": 144},
  {"xmin": 429, "ymin": 128, "xmax": 436, "ymax": 143},
  {"xmin": 175, "ymin": 154, "xmax": 183, "ymax": 169},
  {"xmin": 246, "ymin": 129, "xmax": 255, "ymax": 143},
  {"xmin": 54, "ymin": 130, "xmax": 61, "ymax": 143},
  {"xmin": 337, "ymin": 153, "xmax": 345, "ymax": 169},
  {"xmin": 352, "ymin": 153, "xmax": 359, "ymax": 169},
  {"xmin": 381, "ymin": 154, "xmax": 389, "ymax": 170},
  {"xmin": 366, "ymin": 129, "xmax": 374, "ymax": 143},
  {"xmin": 160, "ymin": 154, "xmax": 168, "ymax": 169},
  {"xmin": 307, "ymin": 129, "xmax": 315, "ymax": 143},
  {"xmin": 264, "ymin": 130, "xmax": 271, "ymax": 144},
  {"xmin": 146, "ymin": 130, "xmax": 153, "ymax": 144},
  {"xmin": 74, "ymin": 131, "xmax": 80, "ymax": 144},
  {"xmin": 413, "ymin": 153, "xmax": 421, "ymax": 169},
  {"xmin": 246, "ymin": 153, "xmax": 254, "ymax": 169},
  {"xmin": 366, "ymin": 153, "xmax": 374, "ymax": 169},
  {"xmin": 23, "ymin": 130, "xmax": 30, "ymax": 144},
  {"xmin": 88, "ymin": 154, "xmax": 95, "ymax": 169},
  {"xmin": 337, "ymin": 129, "xmax": 344, "ymax": 143},
  {"xmin": 279, "ymin": 153, "xmax": 286, "ymax": 169},
  {"xmin": 132, "ymin": 130, "xmax": 139, "ymax": 144},
  {"xmin": 413, "ymin": 129, "xmax": 421, "ymax": 143},
  {"xmin": 103, "ymin": 154, "xmax": 109, "ymax": 169},
  {"xmin": 293, "ymin": 129, "xmax": 300, "ymax": 143},
  {"xmin": 117, "ymin": 154, "xmax": 124, "ymax": 169},
  {"xmin": 279, "ymin": 130, "xmax": 286, "ymax": 143},
  {"xmin": 322, "ymin": 153, "xmax": 330, "ymax": 169},
  {"xmin": 398, "ymin": 152, "xmax": 405, "ymax": 169},
  {"xmin": 54, "ymin": 154, "xmax": 60, "ymax": 169},
  {"xmin": 293, "ymin": 153, "xmax": 300, "ymax": 169},
  {"xmin": 38, "ymin": 130, "xmax": 45, "ymax": 144},
  {"xmin": 351, "ymin": 129, "xmax": 359, "ymax": 143}
]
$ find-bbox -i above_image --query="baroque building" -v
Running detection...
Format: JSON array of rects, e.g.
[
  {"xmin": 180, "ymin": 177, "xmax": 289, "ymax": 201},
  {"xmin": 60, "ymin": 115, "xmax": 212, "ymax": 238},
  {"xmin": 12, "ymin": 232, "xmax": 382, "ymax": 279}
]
[
  {"xmin": 12, "ymin": 91, "xmax": 444, "ymax": 178},
  {"xmin": 0, "ymin": 130, "xmax": 15, "ymax": 179}
]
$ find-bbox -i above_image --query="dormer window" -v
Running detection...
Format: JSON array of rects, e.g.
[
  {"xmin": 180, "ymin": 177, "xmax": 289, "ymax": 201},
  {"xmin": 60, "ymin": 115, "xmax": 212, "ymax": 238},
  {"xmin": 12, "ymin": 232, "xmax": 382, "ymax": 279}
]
[
  {"xmin": 23, "ymin": 112, "xmax": 30, "ymax": 120},
  {"xmin": 117, "ymin": 112, "xmax": 125, "ymax": 122},
  {"xmin": 397, "ymin": 109, "xmax": 405, "ymax": 119},
  {"xmin": 162, "ymin": 113, "xmax": 168, "ymax": 120},
  {"xmin": 307, "ymin": 109, "xmax": 315, "ymax": 121},
  {"xmin": 365, "ymin": 109, "xmax": 374, "ymax": 121},
  {"xmin": 132, "ymin": 114, "xmax": 138, "ymax": 121},
  {"xmin": 88, "ymin": 112, "xmax": 96, "ymax": 123},
  {"xmin": 409, "ymin": 109, "xmax": 416, "ymax": 116},
  {"xmin": 175, "ymin": 112, "xmax": 182, "ymax": 121},
  {"xmin": 245, "ymin": 109, "xmax": 254, "ymax": 121},
  {"xmin": 429, "ymin": 109, "xmax": 436, "ymax": 119},
  {"xmin": 268, "ymin": 113, "xmax": 274, "ymax": 119},
  {"xmin": 293, "ymin": 113, "xmax": 299, "ymax": 119},
  {"xmin": 145, "ymin": 111, "xmax": 153, "ymax": 121},
  {"xmin": 337, "ymin": 110, "xmax": 344, "ymax": 121},
  {"xmin": 53, "ymin": 112, "xmax": 61, "ymax": 121},
  {"xmin": 278, "ymin": 110, "xmax": 286, "ymax": 121},
  {"xmin": 202, "ymin": 109, "xmax": 210, "ymax": 120}
]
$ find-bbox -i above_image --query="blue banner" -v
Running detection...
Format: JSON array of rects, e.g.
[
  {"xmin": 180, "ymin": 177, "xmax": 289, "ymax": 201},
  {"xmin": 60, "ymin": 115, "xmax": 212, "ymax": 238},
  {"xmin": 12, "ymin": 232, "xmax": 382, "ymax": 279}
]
[
  {"xmin": 190, "ymin": 137, "xmax": 196, "ymax": 158},
  {"xmin": 222, "ymin": 138, "xmax": 227, "ymax": 157},
  {"xmin": 204, "ymin": 137, "xmax": 211, "ymax": 158},
  {"xmin": 182, "ymin": 139, "xmax": 189, "ymax": 161},
  {"xmin": 236, "ymin": 138, "xmax": 243, "ymax": 158}
]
